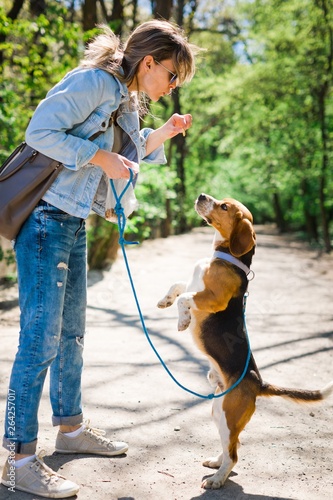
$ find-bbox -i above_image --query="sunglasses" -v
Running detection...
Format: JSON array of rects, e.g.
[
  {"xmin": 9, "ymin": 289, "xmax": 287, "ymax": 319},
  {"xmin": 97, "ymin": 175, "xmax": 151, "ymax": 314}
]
[{"xmin": 154, "ymin": 59, "xmax": 178, "ymax": 84}]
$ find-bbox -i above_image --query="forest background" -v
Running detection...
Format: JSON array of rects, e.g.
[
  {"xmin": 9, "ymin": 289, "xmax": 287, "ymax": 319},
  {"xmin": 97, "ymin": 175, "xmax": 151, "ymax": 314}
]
[{"xmin": 0, "ymin": 0, "xmax": 332, "ymax": 271}]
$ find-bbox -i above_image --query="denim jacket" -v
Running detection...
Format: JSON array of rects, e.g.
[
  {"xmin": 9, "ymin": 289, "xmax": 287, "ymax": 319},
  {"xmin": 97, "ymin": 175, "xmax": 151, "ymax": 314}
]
[{"xmin": 25, "ymin": 67, "xmax": 166, "ymax": 219}]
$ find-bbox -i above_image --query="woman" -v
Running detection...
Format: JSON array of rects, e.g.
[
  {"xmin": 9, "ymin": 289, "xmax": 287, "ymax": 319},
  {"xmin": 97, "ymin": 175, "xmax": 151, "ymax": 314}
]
[{"xmin": 1, "ymin": 20, "xmax": 198, "ymax": 498}]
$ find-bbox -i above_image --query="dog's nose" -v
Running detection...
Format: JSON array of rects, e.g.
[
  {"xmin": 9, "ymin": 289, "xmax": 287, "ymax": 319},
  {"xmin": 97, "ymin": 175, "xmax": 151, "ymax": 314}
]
[{"xmin": 198, "ymin": 193, "xmax": 207, "ymax": 201}]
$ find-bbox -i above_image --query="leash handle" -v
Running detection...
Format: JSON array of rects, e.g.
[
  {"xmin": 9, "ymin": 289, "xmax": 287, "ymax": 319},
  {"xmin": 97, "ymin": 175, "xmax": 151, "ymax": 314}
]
[
  {"xmin": 110, "ymin": 175, "xmax": 252, "ymax": 399},
  {"xmin": 110, "ymin": 170, "xmax": 138, "ymax": 246}
]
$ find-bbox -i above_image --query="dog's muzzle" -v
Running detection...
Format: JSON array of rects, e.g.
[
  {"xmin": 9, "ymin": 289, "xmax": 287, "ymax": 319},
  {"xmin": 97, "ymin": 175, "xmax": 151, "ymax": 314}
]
[{"xmin": 195, "ymin": 193, "xmax": 215, "ymax": 219}]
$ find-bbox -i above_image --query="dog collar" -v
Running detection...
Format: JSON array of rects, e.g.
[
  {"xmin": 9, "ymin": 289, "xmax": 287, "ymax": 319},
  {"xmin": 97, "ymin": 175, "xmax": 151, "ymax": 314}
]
[{"xmin": 213, "ymin": 251, "xmax": 253, "ymax": 279}]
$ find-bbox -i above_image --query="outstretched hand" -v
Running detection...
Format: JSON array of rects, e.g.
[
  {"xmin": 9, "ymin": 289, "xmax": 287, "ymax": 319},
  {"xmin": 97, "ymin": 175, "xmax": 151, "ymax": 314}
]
[{"xmin": 163, "ymin": 113, "xmax": 193, "ymax": 138}]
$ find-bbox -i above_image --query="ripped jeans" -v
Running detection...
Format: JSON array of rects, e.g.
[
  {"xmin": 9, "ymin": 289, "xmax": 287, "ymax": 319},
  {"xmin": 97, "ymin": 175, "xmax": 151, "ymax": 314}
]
[{"xmin": 3, "ymin": 201, "xmax": 87, "ymax": 454}]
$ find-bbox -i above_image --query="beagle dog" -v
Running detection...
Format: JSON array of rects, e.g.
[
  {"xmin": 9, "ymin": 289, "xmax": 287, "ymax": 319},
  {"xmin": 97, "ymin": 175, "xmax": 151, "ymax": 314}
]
[{"xmin": 157, "ymin": 193, "xmax": 333, "ymax": 490}]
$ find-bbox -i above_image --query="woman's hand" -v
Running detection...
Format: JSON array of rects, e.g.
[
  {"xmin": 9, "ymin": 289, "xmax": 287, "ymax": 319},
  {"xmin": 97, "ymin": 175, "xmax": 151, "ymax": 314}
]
[
  {"xmin": 91, "ymin": 149, "xmax": 139, "ymax": 179},
  {"xmin": 162, "ymin": 113, "xmax": 193, "ymax": 139},
  {"xmin": 145, "ymin": 113, "xmax": 193, "ymax": 156}
]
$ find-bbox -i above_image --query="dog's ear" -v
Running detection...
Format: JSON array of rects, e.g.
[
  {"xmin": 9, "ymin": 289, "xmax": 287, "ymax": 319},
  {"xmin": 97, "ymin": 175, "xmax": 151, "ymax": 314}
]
[{"xmin": 230, "ymin": 218, "xmax": 256, "ymax": 257}]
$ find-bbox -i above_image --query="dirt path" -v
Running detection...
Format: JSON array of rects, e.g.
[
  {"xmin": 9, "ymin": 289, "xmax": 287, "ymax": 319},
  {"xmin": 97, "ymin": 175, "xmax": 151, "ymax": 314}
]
[{"xmin": 0, "ymin": 226, "xmax": 332, "ymax": 500}]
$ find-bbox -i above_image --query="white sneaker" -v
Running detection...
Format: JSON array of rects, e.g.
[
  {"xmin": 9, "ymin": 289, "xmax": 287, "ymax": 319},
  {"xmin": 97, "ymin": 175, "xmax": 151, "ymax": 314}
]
[
  {"xmin": 1, "ymin": 451, "xmax": 79, "ymax": 498},
  {"xmin": 55, "ymin": 420, "xmax": 128, "ymax": 456}
]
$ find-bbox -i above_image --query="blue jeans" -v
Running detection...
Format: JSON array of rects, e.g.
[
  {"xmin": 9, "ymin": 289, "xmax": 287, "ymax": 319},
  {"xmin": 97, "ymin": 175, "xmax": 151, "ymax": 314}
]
[{"xmin": 2, "ymin": 201, "xmax": 87, "ymax": 454}]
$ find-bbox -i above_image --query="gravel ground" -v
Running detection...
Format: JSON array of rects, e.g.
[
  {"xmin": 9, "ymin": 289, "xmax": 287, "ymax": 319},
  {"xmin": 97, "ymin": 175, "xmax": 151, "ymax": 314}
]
[{"xmin": 0, "ymin": 225, "xmax": 332, "ymax": 500}]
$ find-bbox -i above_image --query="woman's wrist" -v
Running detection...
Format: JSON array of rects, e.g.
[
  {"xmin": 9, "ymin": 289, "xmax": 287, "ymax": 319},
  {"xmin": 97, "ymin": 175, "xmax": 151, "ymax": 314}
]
[
  {"xmin": 90, "ymin": 148, "xmax": 104, "ymax": 168},
  {"xmin": 145, "ymin": 126, "xmax": 169, "ymax": 156}
]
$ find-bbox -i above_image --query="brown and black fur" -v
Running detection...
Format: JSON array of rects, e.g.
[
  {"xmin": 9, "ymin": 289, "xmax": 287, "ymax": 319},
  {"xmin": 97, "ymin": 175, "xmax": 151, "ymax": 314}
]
[{"xmin": 158, "ymin": 193, "xmax": 333, "ymax": 489}]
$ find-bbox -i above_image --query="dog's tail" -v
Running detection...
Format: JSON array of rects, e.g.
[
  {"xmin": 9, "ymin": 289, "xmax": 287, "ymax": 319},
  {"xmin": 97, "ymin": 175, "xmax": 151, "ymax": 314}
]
[{"xmin": 259, "ymin": 380, "xmax": 333, "ymax": 403}]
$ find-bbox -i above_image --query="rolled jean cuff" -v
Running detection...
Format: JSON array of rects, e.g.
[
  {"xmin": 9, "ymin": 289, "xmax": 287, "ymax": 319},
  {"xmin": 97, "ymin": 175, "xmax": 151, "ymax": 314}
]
[
  {"xmin": 3, "ymin": 436, "xmax": 37, "ymax": 455},
  {"xmin": 52, "ymin": 413, "xmax": 83, "ymax": 427}
]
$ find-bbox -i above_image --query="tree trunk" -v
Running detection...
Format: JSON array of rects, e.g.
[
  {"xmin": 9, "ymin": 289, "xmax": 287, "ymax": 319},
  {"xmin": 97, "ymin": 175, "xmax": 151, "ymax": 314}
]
[
  {"xmin": 317, "ymin": 88, "xmax": 331, "ymax": 252},
  {"xmin": 7, "ymin": 0, "xmax": 25, "ymax": 18},
  {"xmin": 272, "ymin": 192, "xmax": 287, "ymax": 233},
  {"xmin": 172, "ymin": 0, "xmax": 188, "ymax": 233},
  {"xmin": 110, "ymin": 0, "xmax": 124, "ymax": 35},
  {"xmin": 315, "ymin": 0, "xmax": 332, "ymax": 252},
  {"xmin": 87, "ymin": 215, "xmax": 120, "ymax": 270},
  {"xmin": 98, "ymin": 0, "xmax": 110, "ymax": 23},
  {"xmin": 82, "ymin": 0, "xmax": 98, "ymax": 32},
  {"xmin": 161, "ymin": 198, "xmax": 172, "ymax": 237},
  {"xmin": 301, "ymin": 179, "xmax": 319, "ymax": 242},
  {"xmin": 153, "ymin": 0, "xmax": 173, "ymax": 19},
  {"xmin": 29, "ymin": 0, "xmax": 46, "ymax": 16},
  {"xmin": 131, "ymin": 0, "xmax": 138, "ymax": 28},
  {"xmin": 172, "ymin": 91, "xmax": 187, "ymax": 233}
]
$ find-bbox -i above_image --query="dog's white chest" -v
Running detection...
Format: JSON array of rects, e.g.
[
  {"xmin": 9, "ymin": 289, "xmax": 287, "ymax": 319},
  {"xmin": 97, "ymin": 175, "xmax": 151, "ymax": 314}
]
[{"xmin": 186, "ymin": 258, "xmax": 210, "ymax": 294}]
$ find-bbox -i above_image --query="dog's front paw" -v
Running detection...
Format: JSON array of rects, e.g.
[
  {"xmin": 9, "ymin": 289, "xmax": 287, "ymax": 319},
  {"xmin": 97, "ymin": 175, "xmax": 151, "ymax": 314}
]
[
  {"xmin": 201, "ymin": 475, "xmax": 225, "ymax": 490},
  {"xmin": 178, "ymin": 310, "xmax": 191, "ymax": 331},
  {"xmin": 177, "ymin": 296, "xmax": 192, "ymax": 331},
  {"xmin": 157, "ymin": 282, "xmax": 187, "ymax": 309},
  {"xmin": 157, "ymin": 296, "xmax": 173, "ymax": 308}
]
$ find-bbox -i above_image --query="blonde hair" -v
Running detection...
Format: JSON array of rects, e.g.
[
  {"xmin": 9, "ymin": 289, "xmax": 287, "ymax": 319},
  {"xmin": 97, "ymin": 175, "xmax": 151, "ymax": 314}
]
[{"xmin": 80, "ymin": 20, "xmax": 199, "ymax": 88}]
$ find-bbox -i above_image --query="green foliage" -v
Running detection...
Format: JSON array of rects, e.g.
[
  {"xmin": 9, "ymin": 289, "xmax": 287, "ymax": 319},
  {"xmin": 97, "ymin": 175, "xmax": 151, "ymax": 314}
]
[
  {"xmin": 124, "ymin": 0, "xmax": 332, "ymax": 244},
  {"xmin": 0, "ymin": 245, "xmax": 15, "ymax": 266},
  {"xmin": 229, "ymin": 0, "xmax": 333, "ymax": 242},
  {"xmin": 0, "ymin": 3, "xmax": 81, "ymax": 160},
  {"xmin": 127, "ymin": 162, "xmax": 178, "ymax": 239},
  {"xmin": 1, "ymin": 0, "xmax": 332, "ymax": 272},
  {"xmin": 0, "ymin": 2, "xmax": 81, "ymax": 269}
]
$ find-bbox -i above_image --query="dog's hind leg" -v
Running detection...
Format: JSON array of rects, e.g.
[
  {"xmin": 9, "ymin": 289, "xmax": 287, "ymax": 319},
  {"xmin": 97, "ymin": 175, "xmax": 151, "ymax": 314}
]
[
  {"xmin": 202, "ymin": 387, "xmax": 256, "ymax": 489},
  {"xmin": 157, "ymin": 282, "xmax": 187, "ymax": 309},
  {"xmin": 202, "ymin": 396, "xmax": 225, "ymax": 470},
  {"xmin": 202, "ymin": 403, "xmax": 234, "ymax": 489}
]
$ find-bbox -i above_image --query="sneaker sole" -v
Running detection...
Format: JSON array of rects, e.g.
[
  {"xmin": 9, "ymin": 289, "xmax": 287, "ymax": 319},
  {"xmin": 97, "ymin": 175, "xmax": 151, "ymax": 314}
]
[
  {"xmin": 54, "ymin": 445, "xmax": 128, "ymax": 456},
  {"xmin": 1, "ymin": 478, "xmax": 79, "ymax": 498}
]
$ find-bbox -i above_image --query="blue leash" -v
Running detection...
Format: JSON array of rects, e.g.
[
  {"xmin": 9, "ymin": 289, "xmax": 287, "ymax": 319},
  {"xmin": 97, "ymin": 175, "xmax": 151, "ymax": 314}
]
[{"xmin": 110, "ymin": 173, "xmax": 252, "ymax": 399}]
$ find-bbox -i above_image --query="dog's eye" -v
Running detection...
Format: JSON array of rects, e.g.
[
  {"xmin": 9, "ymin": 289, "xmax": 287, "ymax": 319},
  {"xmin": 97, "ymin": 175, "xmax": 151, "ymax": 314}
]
[{"xmin": 221, "ymin": 203, "xmax": 228, "ymax": 211}]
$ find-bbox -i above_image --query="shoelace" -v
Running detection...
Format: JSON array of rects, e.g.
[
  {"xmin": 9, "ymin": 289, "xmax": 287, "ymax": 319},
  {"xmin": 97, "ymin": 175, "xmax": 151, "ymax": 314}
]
[
  {"xmin": 83, "ymin": 420, "xmax": 120, "ymax": 449},
  {"xmin": 83, "ymin": 420, "xmax": 111, "ymax": 445},
  {"xmin": 30, "ymin": 451, "xmax": 65, "ymax": 484}
]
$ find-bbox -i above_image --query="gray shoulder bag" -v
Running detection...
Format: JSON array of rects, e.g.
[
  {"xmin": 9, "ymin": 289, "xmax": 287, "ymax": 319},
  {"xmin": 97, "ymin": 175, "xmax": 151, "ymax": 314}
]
[{"xmin": 0, "ymin": 111, "xmax": 118, "ymax": 241}]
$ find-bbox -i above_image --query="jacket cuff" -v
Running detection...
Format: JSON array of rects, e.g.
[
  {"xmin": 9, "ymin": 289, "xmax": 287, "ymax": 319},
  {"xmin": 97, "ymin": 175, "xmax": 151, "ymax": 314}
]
[
  {"xmin": 73, "ymin": 141, "xmax": 100, "ymax": 170},
  {"xmin": 140, "ymin": 128, "xmax": 167, "ymax": 165}
]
